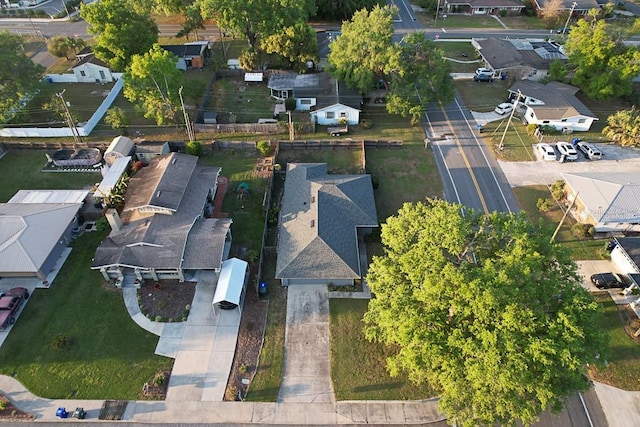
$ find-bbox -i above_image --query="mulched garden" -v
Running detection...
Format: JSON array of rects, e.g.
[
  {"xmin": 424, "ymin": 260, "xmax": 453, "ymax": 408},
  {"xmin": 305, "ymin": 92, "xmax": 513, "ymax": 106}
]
[
  {"xmin": 0, "ymin": 395, "xmax": 34, "ymax": 421},
  {"xmin": 138, "ymin": 280, "xmax": 196, "ymax": 321}
]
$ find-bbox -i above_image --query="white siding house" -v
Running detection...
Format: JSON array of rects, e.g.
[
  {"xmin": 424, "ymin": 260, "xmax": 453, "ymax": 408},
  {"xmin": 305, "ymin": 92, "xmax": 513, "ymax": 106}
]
[
  {"xmin": 311, "ymin": 104, "xmax": 360, "ymax": 126},
  {"xmin": 73, "ymin": 55, "xmax": 115, "ymax": 83}
]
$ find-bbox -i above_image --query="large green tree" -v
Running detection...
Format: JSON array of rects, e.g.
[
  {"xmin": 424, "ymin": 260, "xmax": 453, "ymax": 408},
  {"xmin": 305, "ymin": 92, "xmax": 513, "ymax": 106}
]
[
  {"xmin": 123, "ymin": 45, "xmax": 183, "ymax": 126},
  {"xmin": 364, "ymin": 199, "xmax": 607, "ymax": 427},
  {"xmin": 46, "ymin": 35, "xmax": 86, "ymax": 60},
  {"xmin": 81, "ymin": 0, "xmax": 158, "ymax": 71},
  {"xmin": 0, "ymin": 31, "xmax": 45, "ymax": 124},
  {"xmin": 564, "ymin": 17, "xmax": 640, "ymax": 99},
  {"xmin": 603, "ymin": 107, "xmax": 640, "ymax": 147},
  {"xmin": 386, "ymin": 32, "xmax": 454, "ymax": 123},
  {"xmin": 262, "ymin": 21, "xmax": 319, "ymax": 71},
  {"xmin": 198, "ymin": 0, "xmax": 314, "ymax": 50},
  {"xmin": 327, "ymin": 5, "xmax": 399, "ymax": 95}
]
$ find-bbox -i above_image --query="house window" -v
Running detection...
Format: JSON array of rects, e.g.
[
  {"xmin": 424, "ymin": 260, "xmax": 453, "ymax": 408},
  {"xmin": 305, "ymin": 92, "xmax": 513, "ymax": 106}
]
[
  {"xmin": 561, "ymin": 119, "xmax": 567, "ymax": 122},
  {"xmin": 529, "ymin": 112, "xmax": 534, "ymax": 118},
  {"xmin": 80, "ymin": 71, "xmax": 86, "ymax": 77},
  {"xmin": 542, "ymin": 120, "xmax": 549, "ymax": 124},
  {"xmin": 578, "ymin": 118, "xmax": 586, "ymax": 123},
  {"xmin": 99, "ymin": 70, "xmax": 106, "ymax": 79},
  {"xmin": 300, "ymin": 99, "xmax": 311, "ymax": 105},
  {"xmin": 340, "ymin": 112, "xmax": 346, "ymax": 118},
  {"xmin": 326, "ymin": 112, "xmax": 335, "ymax": 119}
]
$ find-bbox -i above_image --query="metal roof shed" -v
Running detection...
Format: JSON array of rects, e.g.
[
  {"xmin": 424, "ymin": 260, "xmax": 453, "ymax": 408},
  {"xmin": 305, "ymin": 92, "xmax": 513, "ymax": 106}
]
[
  {"xmin": 96, "ymin": 156, "xmax": 131, "ymax": 199},
  {"xmin": 212, "ymin": 258, "xmax": 248, "ymax": 315}
]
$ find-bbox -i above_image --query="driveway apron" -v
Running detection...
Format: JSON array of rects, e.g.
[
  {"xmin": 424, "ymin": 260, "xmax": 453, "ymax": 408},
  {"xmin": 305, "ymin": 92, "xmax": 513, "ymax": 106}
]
[{"xmin": 278, "ymin": 285, "xmax": 335, "ymax": 403}]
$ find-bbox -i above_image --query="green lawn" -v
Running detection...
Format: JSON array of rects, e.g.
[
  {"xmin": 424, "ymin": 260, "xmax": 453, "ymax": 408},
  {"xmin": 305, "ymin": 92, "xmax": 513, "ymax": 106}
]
[
  {"xmin": 418, "ymin": 13, "xmax": 501, "ymax": 28},
  {"xmin": 512, "ymin": 185, "xmax": 607, "ymax": 260},
  {"xmin": 437, "ymin": 41, "xmax": 482, "ymax": 73},
  {"xmin": 330, "ymin": 299, "xmax": 437, "ymax": 400},
  {"xmin": 0, "ymin": 232, "xmax": 172, "ymax": 399},
  {"xmin": 500, "ymin": 15, "xmax": 553, "ymax": 30},
  {"xmin": 277, "ymin": 149, "xmax": 364, "ymax": 174},
  {"xmin": 208, "ymin": 78, "xmax": 276, "ymax": 124},
  {"xmin": 0, "ymin": 151, "xmax": 98, "ymax": 203},
  {"xmin": 589, "ymin": 293, "xmax": 640, "ymax": 391}
]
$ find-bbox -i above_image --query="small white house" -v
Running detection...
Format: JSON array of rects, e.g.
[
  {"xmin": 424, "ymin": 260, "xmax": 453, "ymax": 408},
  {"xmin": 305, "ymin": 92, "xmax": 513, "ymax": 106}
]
[
  {"xmin": 508, "ymin": 81, "xmax": 598, "ymax": 132},
  {"xmin": 104, "ymin": 136, "xmax": 135, "ymax": 166},
  {"xmin": 73, "ymin": 54, "xmax": 115, "ymax": 84}
]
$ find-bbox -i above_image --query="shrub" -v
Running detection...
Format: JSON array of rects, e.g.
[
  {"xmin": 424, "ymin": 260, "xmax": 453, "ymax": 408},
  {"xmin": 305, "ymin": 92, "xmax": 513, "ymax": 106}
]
[
  {"xmin": 185, "ymin": 141, "xmax": 203, "ymax": 157},
  {"xmin": 238, "ymin": 48, "xmax": 259, "ymax": 70},
  {"xmin": 571, "ymin": 223, "xmax": 595, "ymax": 239},
  {"xmin": 337, "ymin": 117, "xmax": 348, "ymax": 125},
  {"xmin": 267, "ymin": 205, "xmax": 280, "ymax": 226},
  {"xmin": 131, "ymin": 160, "xmax": 146, "ymax": 173},
  {"xmin": 550, "ymin": 180, "xmax": 565, "ymax": 201},
  {"xmin": 256, "ymin": 140, "xmax": 271, "ymax": 157},
  {"xmin": 284, "ymin": 97, "xmax": 296, "ymax": 111},
  {"xmin": 360, "ymin": 119, "xmax": 372, "ymax": 129},
  {"xmin": 536, "ymin": 197, "xmax": 553, "ymax": 212},
  {"xmin": 50, "ymin": 334, "xmax": 71, "ymax": 350},
  {"xmin": 0, "ymin": 400, "xmax": 6, "ymax": 411},
  {"xmin": 526, "ymin": 123, "xmax": 538, "ymax": 135}
]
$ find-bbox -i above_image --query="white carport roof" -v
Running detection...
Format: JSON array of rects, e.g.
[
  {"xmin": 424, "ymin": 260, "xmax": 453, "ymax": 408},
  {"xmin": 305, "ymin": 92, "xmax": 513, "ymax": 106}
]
[
  {"xmin": 97, "ymin": 156, "xmax": 131, "ymax": 197},
  {"xmin": 213, "ymin": 258, "xmax": 248, "ymax": 306}
]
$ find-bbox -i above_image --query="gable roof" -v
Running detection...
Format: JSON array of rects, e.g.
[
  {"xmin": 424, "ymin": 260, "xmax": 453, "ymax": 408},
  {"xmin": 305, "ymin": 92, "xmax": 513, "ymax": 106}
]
[
  {"xmin": 92, "ymin": 154, "xmax": 231, "ymax": 271},
  {"xmin": 8, "ymin": 189, "xmax": 88, "ymax": 204},
  {"xmin": 105, "ymin": 136, "xmax": 135, "ymax": 157},
  {"xmin": 213, "ymin": 258, "xmax": 247, "ymax": 305},
  {"xmin": 0, "ymin": 203, "xmax": 82, "ymax": 275},
  {"xmin": 474, "ymin": 38, "xmax": 566, "ymax": 71},
  {"xmin": 276, "ymin": 163, "xmax": 378, "ymax": 280},
  {"xmin": 267, "ymin": 73, "xmax": 319, "ymax": 91},
  {"xmin": 296, "ymin": 73, "xmax": 362, "ymax": 110},
  {"xmin": 135, "ymin": 140, "xmax": 169, "ymax": 155},
  {"xmin": 562, "ymin": 172, "xmax": 640, "ymax": 223},
  {"xmin": 160, "ymin": 44, "xmax": 205, "ymax": 59},
  {"xmin": 74, "ymin": 53, "xmax": 110, "ymax": 69},
  {"xmin": 124, "ymin": 152, "xmax": 197, "ymax": 212},
  {"xmin": 446, "ymin": 0, "xmax": 524, "ymax": 7},
  {"xmin": 509, "ymin": 80, "xmax": 597, "ymax": 120},
  {"xmin": 533, "ymin": 0, "xmax": 599, "ymax": 11}
]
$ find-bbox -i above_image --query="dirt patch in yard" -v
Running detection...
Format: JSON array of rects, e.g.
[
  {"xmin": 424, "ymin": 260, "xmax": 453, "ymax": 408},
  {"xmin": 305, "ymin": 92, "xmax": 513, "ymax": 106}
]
[{"xmin": 138, "ymin": 280, "xmax": 196, "ymax": 321}]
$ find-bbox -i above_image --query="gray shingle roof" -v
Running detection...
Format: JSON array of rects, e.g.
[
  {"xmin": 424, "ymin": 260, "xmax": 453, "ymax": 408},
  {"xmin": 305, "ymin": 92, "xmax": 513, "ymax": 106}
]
[
  {"xmin": 509, "ymin": 80, "xmax": 597, "ymax": 120},
  {"xmin": 296, "ymin": 72, "xmax": 362, "ymax": 110},
  {"xmin": 276, "ymin": 163, "xmax": 378, "ymax": 280},
  {"xmin": 92, "ymin": 155, "xmax": 230, "ymax": 271},
  {"xmin": 562, "ymin": 172, "xmax": 640, "ymax": 223}
]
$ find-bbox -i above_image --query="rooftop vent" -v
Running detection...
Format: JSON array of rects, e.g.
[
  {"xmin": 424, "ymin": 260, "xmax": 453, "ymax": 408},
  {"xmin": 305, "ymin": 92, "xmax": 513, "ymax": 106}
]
[
  {"xmin": 156, "ymin": 191, "xmax": 161, "ymax": 198},
  {"xmin": 310, "ymin": 219, "xmax": 315, "ymax": 228},
  {"xmin": 171, "ymin": 157, "xmax": 177, "ymax": 164},
  {"xmin": 311, "ymin": 196, "xmax": 315, "ymax": 203}
]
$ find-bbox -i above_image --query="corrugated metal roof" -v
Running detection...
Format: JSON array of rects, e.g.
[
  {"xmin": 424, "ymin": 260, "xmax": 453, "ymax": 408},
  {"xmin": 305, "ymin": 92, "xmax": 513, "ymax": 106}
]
[
  {"xmin": 96, "ymin": 156, "xmax": 131, "ymax": 198},
  {"xmin": 213, "ymin": 258, "xmax": 247, "ymax": 305},
  {"xmin": 9, "ymin": 189, "xmax": 89, "ymax": 204}
]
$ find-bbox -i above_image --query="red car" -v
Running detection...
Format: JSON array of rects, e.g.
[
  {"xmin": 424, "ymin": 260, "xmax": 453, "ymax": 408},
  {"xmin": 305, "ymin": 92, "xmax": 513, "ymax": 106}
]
[{"xmin": 0, "ymin": 287, "xmax": 29, "ymax": 330}]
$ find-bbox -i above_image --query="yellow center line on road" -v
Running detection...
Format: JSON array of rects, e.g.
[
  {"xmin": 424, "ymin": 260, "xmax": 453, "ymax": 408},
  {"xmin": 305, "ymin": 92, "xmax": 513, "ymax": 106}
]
[{"xmin": 439, "ymin": 102, "xmax": 489, "ymax": 214}]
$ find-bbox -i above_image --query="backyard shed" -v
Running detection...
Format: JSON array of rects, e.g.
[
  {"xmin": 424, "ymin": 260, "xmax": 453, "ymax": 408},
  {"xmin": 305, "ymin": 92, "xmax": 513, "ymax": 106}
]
[
  {"xmin": 104, "ymin": 136, "xmax": 135, "ymax": 166},
  {"xmin": 212, "ymin": 258, "xmax": 248, "ymax": 314}
]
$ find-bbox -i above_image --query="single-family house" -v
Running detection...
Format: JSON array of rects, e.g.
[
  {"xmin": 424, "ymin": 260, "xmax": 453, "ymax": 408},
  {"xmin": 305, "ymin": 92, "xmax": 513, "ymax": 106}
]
[
  {"xmin": 443, "ymin": 0, "xmax": 525, "ymax": 15},
  {"xmin": 275, "ymin": 163, "xmax": 378, "ymax": 286},
  {"xmin": 92, "ymin": 153, "xmax": 233, "ymax": 282},
  {"xmin": 508, "ymin": 81, "xmax": 597, "ymax": 132},
  {"xmin": 134, "ymin": 140, "xmax": 171, "ymax": 164},
  {"xmin": 0, "ymin": 190, "xmax": 88, "ymax": 281},
  {"xmin": 562, "ymin": 172, "xmax": 640, "ymax": 233},
  {"xmin": 161, "ymin": 41, "xmax": 210, "ymax": 71},
  {"xmin": 531, "ymin": 0, "xmax": 599, "ymax": 16},
  {"xmin": 104, "ymin": 135, "xmax": 135, "ymax": 166},
  {"xmin": 472, "ymin": 38, "xmax": 567, "ymax": 79},
  {"xmin": 73, "ymin": 54, "xmax": 116, "ymax": 83},
  {"xmin": 267, "ymin": 72, "xmax": 362, "ymax": 125}
]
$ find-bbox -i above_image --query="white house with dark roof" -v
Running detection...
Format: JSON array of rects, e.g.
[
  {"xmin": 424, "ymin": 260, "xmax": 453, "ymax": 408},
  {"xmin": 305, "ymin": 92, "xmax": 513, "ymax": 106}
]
[
  {"xmin": 508, "ymin": 81, "xmax": 597, "ymax": 132},
  {"xmin": 532, "ymin": 0, "xmax": 599, "ymax": 15},
  {"xmin": 444, "ymin": 0, "xmax": 525, "ymax": 15},
  {"xmin": 275, "ymin": 163, "xmax": 378, "ymax": 286},
  {"xmin": 92, "ymin": 153, "xmax": 232, "ymax": 282},
  {"xmin": 562, "ymin": 172, "xmax": 640, "ymax": 233},
  {"xmin": 0, "ymin": 190, "xmax": 87, "ymax": 281},
  {"xmin": 73, "ymin": 53, "xmax": 116, "ymax": 83}
]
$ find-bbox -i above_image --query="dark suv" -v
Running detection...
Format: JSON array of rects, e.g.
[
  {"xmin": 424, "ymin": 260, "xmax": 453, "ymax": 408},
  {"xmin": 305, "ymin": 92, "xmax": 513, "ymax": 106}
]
[
  {"xmin": 473, "ymin": 74, "xmax": 493, "ymax": 83},
  {"xmin": 590, "ymin": 273, "xmax": 626, "ymax": 289},
  {"xmin": 0, "ymin": 287, "xmax": 29, "ymax": 330}
]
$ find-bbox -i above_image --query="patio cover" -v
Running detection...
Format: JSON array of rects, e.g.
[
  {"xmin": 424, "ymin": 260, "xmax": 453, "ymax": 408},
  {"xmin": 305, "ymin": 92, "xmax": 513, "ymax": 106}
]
[
  {"xmin": 97, "ymin": 156, "xmax": 131, "ymax": 198},
  {"xmin": 212, "ymin": 258, "xmax": 248, "ymax": 313}
]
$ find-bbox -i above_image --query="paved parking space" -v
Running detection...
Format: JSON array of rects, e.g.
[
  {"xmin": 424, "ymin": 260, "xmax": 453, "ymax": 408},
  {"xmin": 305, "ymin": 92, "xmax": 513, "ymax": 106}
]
[{"xmin": 0, "ymin": 277, "xmax": 39, "ymax": 347}]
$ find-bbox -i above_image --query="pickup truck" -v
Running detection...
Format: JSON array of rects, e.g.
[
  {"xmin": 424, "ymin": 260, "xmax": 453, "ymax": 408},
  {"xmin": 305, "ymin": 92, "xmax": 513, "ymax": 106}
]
[
  {"xmin": 327, "ymin": 125, "xmax": 348, "ymax": 136},
  {"xmin": 0, "ymin": 287, "xmax": 29, "ymax": 330}
]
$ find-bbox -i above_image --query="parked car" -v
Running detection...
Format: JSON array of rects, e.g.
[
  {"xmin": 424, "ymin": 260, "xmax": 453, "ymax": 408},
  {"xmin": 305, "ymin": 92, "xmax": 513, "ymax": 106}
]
[
  {"xmin": 473, "ymin": 74, "xmax": 493, "ymax": 83},
  {"xmin": 475, "ymin": 67, "xmax": 493, "ymax": 76},
  {"xmin": 590, "ymin": 272, "xmax": 626, "ymax": 289},
  {"xmin": 576, "ymin": 141, "xmax": 603, "ymax": 160},
  {"xmin": 555, "ymin": 141, "xmax": 578, "ymax": 161},
  {"xmin": 0, "ymin": 287, "xmax": 29, "ymax": 330},
  {"xmin": 494, "ymin": 103, "xmax": 513, "ymax": 115},
  {"xmin": 537, "ymin": 143, "xmax": 556, "ymax": 161}
]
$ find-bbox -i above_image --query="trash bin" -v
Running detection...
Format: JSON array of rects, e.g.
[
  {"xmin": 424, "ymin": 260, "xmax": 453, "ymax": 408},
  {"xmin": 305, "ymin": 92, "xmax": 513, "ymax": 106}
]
[
  {"xmin": 56, "ymin": 407, "xmax": 68, "ymax": 418},
  {"xmin": 258, "ymin": 281, "xmax": 267, "ymax": 296},
  {"xmin": 73, "ymin": 407, "xmax": 86, "ymax": 419}
]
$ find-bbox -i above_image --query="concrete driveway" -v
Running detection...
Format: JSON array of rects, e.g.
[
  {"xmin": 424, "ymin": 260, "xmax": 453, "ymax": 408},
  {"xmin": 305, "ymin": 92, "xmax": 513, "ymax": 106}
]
[{"xmin": 278, "ymin": 285, "xmax": 335, "ymax": 403}]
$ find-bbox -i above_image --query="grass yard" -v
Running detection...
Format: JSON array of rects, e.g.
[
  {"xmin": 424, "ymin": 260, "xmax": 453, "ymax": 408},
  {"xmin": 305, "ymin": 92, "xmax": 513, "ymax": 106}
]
[
  {"xmin": 20, "ymin": 36, "xmax": 47, "ymax": 58},
  {"xmin": 513, "ymin": 185, "xmax": 607, "ymax": 260},
  {"xmin": 208, "ymin": 78, "xmax": 276, "ymax": 124},
  {"xmin": 330, "ymin": 299, "xmax": 437, "ymax": 400},
  {"xmin": 277, "ymin": 149, "xmax": 364, "ymax": 174},
  {"xmin": 480, "ymin": 119, "xmax": 537, "ymax": 162},
  {"xmin": 500, "ymin": 15, "xmax": 553, "ymax": 30},
  {"xmin": 11, "ymin": 82, "xmax": 115, "ymax": 126},
  {"xmin": 455, "ymin": 79, "xmax": 511, "ymax": 113},
  {"xmin": 0, "ymin": 232, "xmax": 172, "ymax": 399},
  {"xmin": 0, "ymin": 151, "xmax": 98, "ymax": 203},
  {"xmin": 436, "ymin": 41, "xmax": 482, "ymax": 73},
  {"xmin": 418, "ymin": 13, "xmax": 501, "ymax": 29},
  {"xmin": 589, "ymin": 293, "xmax": 640, "ymax": 391}
]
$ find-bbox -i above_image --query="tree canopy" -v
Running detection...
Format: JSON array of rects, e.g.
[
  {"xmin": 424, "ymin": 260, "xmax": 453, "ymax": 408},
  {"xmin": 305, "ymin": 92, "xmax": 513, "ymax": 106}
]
[
  {"xmin": 315, "ymin": 0, "xmax": 382, "ymax": 20},
  {"xmin": 327, "ymin": 5, "xmax": 398, "ymax": 94},
  {"xmin": 46, "ymin": 35, "xmax": 86, "ymax": 60},
  {"xmin": 0, "ymin": 31, "xmax": 45, "ymax": 125},
  {"xmin": 364, "ymin": 199, "xmax": 607, "ymax": 427},
  {"xmin": 81, "ymin": 0, "xmax": 158, "ymax": 71},
  {"xmin": 262, "ymin": 21, "xmax": 319, "ymax": 71},
  {"xmin": 386, "ymin": 32, "xmax": 454, "ymax": 123},
  {"xmin": 603, "ymin": 107, "xmax": 640, "ymax": 146},
  {"xmin": 123, "ymin": 44, "xmax": 182, "ymax": 126},
  {"xmin": 198, "ymin": 0, "xmax": 313, "ymax": 50},
  {"xmin": 564, "ymin": 17, "xmax": 640, "ymax": 99}
]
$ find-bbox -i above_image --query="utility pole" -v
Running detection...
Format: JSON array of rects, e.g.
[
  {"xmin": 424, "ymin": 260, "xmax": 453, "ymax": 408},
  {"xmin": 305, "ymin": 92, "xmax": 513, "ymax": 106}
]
[
  {"xmin": 562, "ymin": 1, "xmax": 578, "ymax": 35},
  {"xmin": 179, "ymin": 86, "xmax": 195, "ymax": 143},
  {"xmin": 434, "ymin": 0, "xmax": 441, "ymax": 27},
  {"xmin": 497, "ymin": 89, "xmax": 521, "ymax": 152},
  {"xmin": 56, "ymin": 89, "xmax": 81, "ymax": 145},
  {"xmin": 287, "ymin": 111, "xmax": 294, "ymax": 142},
  {"xmin": 550, "ymin": 192, "xmax": 578, "ymax": 244}
]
